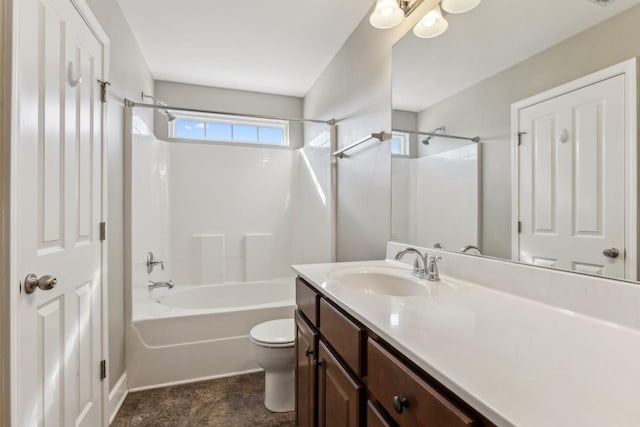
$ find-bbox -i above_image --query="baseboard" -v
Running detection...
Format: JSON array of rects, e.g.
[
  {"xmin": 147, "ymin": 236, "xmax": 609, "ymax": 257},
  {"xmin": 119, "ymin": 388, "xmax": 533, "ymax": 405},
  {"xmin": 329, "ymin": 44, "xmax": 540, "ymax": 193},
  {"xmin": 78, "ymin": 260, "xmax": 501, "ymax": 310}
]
[
  {"xmin": 128, "ymin": 368, "xmax": 263, "ymax": 393},
  {"xmin": 108, "ymin": 372, "xmax": 128, "ymax": 424}
]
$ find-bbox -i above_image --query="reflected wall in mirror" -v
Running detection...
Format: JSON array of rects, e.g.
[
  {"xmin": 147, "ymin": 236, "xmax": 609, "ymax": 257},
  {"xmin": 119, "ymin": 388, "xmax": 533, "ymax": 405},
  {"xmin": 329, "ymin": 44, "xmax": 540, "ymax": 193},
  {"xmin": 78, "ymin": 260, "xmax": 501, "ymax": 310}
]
[{"xmin": 391, "ymin": 0, "xmax": 640, "ymax": 281}]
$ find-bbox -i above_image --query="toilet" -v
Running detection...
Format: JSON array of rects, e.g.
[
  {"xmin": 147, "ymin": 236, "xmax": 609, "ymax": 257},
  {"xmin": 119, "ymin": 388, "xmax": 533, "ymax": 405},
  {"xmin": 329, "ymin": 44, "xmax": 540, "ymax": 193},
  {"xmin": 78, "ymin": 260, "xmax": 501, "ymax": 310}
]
[{"xmin": 249, "ymin": 318, "xmax": 296, "ymax": 412}]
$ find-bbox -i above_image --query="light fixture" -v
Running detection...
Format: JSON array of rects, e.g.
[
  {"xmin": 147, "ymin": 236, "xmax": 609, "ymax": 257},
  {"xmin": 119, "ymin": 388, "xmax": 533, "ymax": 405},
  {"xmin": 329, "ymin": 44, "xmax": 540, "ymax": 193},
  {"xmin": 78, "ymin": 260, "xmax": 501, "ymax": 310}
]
[
  {"xmin": 413, "ymin": 5, "xmax": 448, "ymax": 38},
  {"xmin": 441, "ymin": 0, "xmax": 482, "ymax": 14},
  {"xmin": 369, "ymin": 0, "xmax": 482, "ymax": 39},
  {"xmin": 369, "ymin": 0, "xmax": 405, "ymax": 29}
]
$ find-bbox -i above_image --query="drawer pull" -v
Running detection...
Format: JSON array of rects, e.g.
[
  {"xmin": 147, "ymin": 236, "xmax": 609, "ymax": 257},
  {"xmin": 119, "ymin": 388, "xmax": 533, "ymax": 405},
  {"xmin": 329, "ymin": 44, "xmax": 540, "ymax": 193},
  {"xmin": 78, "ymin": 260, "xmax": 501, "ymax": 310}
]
[
  {"xmin": 392, "ymin": 395, "xmax": 409, "ymax": 414},
  {"xmin": 305, "ymin": 348, "xmax": 314, "ymax": 357}
]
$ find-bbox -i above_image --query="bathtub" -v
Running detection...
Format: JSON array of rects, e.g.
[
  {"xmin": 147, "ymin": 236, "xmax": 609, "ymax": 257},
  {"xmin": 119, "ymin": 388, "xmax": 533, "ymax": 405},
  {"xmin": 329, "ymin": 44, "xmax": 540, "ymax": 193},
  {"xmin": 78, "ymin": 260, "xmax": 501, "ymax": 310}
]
[{"xmin": 126, "ymin": 278, "xmax": 297, "ymax": 391}]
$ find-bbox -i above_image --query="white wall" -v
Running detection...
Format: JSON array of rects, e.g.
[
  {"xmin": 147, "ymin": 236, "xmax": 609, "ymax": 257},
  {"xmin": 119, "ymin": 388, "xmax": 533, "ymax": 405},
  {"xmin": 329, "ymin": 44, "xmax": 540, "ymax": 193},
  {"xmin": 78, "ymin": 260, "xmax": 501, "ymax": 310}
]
[
  {"xmin": 129, "ymin": 112, "xmax": 172, "ymax": 296},
  {"xmin": 168, "ymin": 142, "xmax": 296, "ymax": 284},
  {"xmin": 304, "ymin": 0, "xmax": 440, "ymax": 261},
  {"xmin": 417, "ymin": 4, "xmax": 640, "ymax": 260},
  {"xmin": 392, "ymin": 145, "xmax": 480, "ymax": 249},
  {"xmin": 85, "ymin": 0, "xmax": 154, "ymax": 390},
  {"xmin": 292, "ymin": 125, "xmax": 334, "ymax": 264}
]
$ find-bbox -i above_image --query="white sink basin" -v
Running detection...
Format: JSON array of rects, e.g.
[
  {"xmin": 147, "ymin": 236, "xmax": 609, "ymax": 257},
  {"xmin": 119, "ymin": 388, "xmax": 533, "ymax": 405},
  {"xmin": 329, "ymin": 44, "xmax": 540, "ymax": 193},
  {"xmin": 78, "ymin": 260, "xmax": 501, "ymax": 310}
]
[{"xmin": 325, "ymin": 266, "xmax": 429, "ymax": 297}]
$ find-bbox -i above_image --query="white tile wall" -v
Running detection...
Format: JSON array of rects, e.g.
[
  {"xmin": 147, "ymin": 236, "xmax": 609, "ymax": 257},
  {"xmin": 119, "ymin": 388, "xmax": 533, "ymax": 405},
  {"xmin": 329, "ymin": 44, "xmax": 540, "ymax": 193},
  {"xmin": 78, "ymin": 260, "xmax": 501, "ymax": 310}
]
[
  {"xmin": 391, "ymin": 144, "xmax": 480, "ymax": 250},
  {"xmin": 168, "ymin": 142, "xmax": 296, "ymax": 284}
]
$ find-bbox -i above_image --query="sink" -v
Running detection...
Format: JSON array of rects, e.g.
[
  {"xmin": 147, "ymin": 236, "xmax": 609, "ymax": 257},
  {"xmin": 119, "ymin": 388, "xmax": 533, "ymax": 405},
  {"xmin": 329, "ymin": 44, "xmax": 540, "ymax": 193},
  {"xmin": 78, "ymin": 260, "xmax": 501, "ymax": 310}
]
[{"xmin": 325, "ymin": 266, "xmax": 429, "ymax": 297}]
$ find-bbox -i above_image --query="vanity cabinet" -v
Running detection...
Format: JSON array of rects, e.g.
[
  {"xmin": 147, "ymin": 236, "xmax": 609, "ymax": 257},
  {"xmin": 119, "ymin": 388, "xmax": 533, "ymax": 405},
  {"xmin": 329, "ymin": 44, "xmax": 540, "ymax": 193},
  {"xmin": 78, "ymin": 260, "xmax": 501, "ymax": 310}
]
[
  {"xmin": 295, "ymin": 310, "xmax": 318, "ymax": 427},
  {"xmin": 317, "ymin": 341, "xmax": 363, "ymax": 427},
  {"xmin": 295, "ymin": 276, "xmax": 493, "ymax": 427}
]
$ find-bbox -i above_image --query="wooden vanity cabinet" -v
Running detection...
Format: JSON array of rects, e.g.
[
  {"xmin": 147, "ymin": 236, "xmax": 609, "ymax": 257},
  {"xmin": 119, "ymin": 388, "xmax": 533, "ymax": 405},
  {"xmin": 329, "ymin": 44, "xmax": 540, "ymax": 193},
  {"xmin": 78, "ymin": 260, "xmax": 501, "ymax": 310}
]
[
  {"xmin": 317, "ymin": 341, "xmax": 363, "ymax": 427},
  {"xmin": 294, "ymin": 276, "xmax": 493, "ymax": 427},
  {"xmin": 296, "ymin": 311, "xmax": 318, "ymax": 427}
]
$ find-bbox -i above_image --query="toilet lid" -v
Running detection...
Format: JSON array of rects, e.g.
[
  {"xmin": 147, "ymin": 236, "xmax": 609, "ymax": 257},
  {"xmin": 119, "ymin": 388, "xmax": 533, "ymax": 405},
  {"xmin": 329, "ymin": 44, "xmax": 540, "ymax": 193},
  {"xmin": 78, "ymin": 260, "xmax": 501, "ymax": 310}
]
[{"xmin": 250, "ymin": 318, "xmax": 295, "ymax": 346}]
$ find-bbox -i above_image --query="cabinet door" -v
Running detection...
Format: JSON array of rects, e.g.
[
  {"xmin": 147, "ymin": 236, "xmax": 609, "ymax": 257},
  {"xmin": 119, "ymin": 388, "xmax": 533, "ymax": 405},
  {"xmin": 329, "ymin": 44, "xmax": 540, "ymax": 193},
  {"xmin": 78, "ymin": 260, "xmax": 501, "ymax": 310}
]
[
  {"xmin": 318, "ymin": 342, "xmax": 362, "ymax": 427},
  {"xmin": 296, "ymin": 311, "xmax": 318, "ymax": 427}
]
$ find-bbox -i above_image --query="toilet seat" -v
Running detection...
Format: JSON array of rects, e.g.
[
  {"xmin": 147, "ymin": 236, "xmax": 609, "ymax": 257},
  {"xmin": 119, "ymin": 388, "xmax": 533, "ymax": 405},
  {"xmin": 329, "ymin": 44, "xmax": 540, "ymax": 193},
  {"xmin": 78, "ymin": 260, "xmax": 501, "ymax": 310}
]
[{"xmin": 250, "ymin": 318, "xmax": 295, "ymax": 348}]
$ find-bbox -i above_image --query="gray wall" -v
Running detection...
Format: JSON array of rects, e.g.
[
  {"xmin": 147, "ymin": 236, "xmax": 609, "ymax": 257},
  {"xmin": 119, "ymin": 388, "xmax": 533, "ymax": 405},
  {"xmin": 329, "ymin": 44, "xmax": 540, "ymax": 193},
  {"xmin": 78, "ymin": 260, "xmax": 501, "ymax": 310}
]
[
  {"xmin": 304, "ymin": 0, "xmax": 440, "ymax": 261},
  {"xmin": 85, "ymin": 0, "xmax": 154, "ymax": 391},
  {"xmin": 154, "ymin": 80, "xmax": 304, "ymax": 147},
  {"xmin": 417, "ymin": 4, "xmax": 640, "ymax": 260}
]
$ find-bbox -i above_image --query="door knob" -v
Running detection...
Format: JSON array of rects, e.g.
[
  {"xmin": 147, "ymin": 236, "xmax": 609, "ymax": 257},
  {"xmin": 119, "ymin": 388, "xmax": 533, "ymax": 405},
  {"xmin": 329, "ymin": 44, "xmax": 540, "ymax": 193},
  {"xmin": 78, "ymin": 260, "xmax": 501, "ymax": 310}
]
[
  {"xmin": 603, "ymin": 248, "xmax": 620, "ymax": 259},
  {"xmin": 24, "ymin": 274, "xmax": 57, "ymax": 294}
]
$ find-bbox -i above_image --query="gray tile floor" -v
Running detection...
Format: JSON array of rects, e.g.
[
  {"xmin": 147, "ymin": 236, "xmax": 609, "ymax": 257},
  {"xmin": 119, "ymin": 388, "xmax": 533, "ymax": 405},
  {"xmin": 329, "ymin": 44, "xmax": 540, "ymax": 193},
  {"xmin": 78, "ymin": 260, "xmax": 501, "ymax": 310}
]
[{"xmin": 112, "ymin": 373, "xmax": 295, "ymax": 427}]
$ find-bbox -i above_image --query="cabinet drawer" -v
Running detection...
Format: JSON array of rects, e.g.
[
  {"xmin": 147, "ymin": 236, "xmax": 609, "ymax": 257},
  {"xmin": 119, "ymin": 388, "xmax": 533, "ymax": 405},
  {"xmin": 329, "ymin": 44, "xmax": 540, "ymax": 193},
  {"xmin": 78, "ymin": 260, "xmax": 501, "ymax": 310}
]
[
  {"xmin": 368, "ymin": 339, "xmax": 477, "ymax": 427},
  {"xmin": 319, "ymin": 298, "xmax": 364, "ymax": 376},
  {"xmin": 297, "ymin": 277, "xmax": 319, "ymax": 327}
]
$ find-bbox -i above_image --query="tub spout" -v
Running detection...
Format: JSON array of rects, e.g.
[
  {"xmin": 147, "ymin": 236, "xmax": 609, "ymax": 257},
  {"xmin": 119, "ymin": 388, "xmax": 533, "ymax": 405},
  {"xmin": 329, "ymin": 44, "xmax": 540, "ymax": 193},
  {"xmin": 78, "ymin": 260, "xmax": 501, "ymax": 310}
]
[{"xmin": 148, "ymin": 280, "xmax": 174, "ymax": 291}]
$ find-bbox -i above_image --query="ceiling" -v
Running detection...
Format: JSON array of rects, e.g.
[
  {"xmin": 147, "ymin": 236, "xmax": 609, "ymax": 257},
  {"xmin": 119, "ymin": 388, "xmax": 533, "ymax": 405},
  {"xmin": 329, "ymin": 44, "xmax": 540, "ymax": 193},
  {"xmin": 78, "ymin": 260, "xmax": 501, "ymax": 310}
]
[
  {"xmin": 393, "ymin": 0, "xmax": 640, "ymax": 112},
  {"xmin": 117, "ymin": 0, "xmax": 374, "ymax": 97}
]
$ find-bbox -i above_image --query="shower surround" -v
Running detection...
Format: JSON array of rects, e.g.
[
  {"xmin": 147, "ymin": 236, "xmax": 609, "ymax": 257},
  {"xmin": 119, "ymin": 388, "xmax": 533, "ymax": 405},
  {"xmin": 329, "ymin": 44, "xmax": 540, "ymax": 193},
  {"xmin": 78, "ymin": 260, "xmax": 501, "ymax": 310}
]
[{"xmin": 125, "ymin": 110, "xmax": 332, "ymax": 389}]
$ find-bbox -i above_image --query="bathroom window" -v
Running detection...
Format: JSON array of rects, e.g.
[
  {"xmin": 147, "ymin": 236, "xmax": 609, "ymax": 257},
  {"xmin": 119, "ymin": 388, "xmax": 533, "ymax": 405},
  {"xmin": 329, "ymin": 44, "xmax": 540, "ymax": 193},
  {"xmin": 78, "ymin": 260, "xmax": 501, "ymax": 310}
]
[
  {"xmin": 391, "ymin": 132, "xmax": 410, "ymax": 157},
  {"xmin": 170, "ymin": 112, "xmax": 289, "ymax": 146}
]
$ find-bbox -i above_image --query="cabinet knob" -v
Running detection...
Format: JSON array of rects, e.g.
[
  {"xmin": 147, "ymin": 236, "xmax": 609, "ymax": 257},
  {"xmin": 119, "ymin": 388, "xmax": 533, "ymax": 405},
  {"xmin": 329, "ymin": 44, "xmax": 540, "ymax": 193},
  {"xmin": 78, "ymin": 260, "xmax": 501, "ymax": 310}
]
[
  {"xmin": 392, "ymin": 395, "xmax": 409, "ymax": 414},
  {"xmin": 305, "ymin": 348, "xmax": 314, "ymax": 357}
]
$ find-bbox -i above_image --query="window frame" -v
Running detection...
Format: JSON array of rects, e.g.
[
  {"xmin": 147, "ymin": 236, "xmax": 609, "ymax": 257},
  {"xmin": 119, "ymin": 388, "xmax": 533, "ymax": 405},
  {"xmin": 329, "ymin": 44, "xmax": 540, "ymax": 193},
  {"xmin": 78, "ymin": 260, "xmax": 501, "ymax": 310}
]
[
  {"xmin": 168, "ymin": 111, "xmax": 290, "ymax": 147},
  {"xmin": 391, "ymin": 131, "xmax": 411, "ymax": 157}
]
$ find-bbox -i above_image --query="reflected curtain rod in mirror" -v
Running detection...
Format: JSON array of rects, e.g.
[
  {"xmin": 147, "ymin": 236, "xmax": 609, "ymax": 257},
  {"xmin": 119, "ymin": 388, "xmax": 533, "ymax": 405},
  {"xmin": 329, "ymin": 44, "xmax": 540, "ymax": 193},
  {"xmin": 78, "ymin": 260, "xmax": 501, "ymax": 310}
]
[{"xmin": 392, "ymin": 128, "xmax": 480, "ymax": 143}]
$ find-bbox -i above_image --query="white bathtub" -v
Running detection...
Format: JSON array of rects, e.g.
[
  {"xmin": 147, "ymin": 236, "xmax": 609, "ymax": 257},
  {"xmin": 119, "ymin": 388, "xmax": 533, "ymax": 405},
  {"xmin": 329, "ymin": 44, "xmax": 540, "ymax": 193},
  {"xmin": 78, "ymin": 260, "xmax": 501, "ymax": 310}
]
[{"xmin": 127, "ymin": 278, "xmax": 297, "ymax": 391}]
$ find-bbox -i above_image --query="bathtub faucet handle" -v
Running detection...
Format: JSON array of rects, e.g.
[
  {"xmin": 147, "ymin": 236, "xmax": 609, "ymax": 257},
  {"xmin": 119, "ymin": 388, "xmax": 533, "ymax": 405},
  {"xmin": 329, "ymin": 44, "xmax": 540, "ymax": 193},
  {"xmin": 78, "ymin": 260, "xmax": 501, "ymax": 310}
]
[{"xmin": 146, "ymin": 251, "xmax": 165, "ymax": 274}]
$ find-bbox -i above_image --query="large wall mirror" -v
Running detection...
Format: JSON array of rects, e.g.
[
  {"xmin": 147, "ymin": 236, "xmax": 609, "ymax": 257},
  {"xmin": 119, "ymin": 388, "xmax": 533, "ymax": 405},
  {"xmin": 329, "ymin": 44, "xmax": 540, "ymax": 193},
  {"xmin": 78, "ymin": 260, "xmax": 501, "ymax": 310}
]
[{"xmin": 391, "ymin": 0, "xmax": 640, "ymax": 281}]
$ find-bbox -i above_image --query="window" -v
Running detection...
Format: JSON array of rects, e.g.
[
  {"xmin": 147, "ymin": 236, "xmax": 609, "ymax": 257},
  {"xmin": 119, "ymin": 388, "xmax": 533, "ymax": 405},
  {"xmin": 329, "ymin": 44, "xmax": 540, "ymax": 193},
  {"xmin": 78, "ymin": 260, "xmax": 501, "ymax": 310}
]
[
  {"xmin": 169, "ymin": 112, "xmax": 289, "ymax": 146},
  {"xmin": 391, "ymin": 132, "xmax": 410, "ymax": 157}
]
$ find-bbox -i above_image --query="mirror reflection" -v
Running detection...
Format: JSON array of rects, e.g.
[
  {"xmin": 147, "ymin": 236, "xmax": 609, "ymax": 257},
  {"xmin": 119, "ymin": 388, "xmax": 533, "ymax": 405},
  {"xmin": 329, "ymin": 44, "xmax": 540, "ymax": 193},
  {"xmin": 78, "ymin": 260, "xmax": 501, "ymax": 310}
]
[{"xmin": 391, "ymin": 0, "xmax": 640, "ymax": 281}]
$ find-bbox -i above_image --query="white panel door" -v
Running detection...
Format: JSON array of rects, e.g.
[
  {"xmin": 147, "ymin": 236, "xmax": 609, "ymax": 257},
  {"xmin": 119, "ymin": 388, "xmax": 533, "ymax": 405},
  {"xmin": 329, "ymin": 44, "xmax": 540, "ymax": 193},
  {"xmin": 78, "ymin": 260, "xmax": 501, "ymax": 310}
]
[
  {"xmin": 13, "ymin": 0, "xmax": 105, "ymax": 425},
  {"xmin": 518, "ymin": 75, "xmax": 625, "ymax": 278}
]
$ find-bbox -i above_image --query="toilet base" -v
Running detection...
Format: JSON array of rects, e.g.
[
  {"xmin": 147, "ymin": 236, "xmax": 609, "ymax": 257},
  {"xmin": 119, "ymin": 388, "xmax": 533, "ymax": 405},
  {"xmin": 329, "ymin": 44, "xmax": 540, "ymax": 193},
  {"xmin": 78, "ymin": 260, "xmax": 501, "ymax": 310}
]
[{"xmin": 264, "ymin": 370, "xmax": 295, "ymax": 412}]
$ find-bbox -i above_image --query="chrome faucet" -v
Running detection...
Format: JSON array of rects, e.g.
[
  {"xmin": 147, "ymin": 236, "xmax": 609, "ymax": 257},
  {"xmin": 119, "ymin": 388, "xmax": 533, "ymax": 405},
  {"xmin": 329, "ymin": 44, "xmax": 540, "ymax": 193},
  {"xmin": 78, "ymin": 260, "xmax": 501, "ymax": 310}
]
[
  {"xmin": 426, "ymin": 255, "xmax": 442, "ymax": 282},
  {"xmin": 146, "ymin": 251, "xmax": 164, "ymax": 274},
  {"xmin": 394, "ymin": 248, "xmax": 429, "ymax": 278},
  {"xmin": 148, "ymin": 280, "xmax": 174, "ymax": 291}
]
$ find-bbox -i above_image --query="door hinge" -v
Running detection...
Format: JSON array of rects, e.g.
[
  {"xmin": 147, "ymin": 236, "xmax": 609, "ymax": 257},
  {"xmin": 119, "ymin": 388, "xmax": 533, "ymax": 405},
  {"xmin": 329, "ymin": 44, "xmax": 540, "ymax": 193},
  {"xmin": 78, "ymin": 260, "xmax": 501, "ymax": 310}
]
[
  {"xmin": 100, "ymin": 360, "xmax": 106, "ymax": 380},
  {"xmin": 98, "ymin": 80, "xmax": 111, "ymax": 103},
  {"xmin": 517, "ymin": 131, "xmax": 527, "ymax": 146},
  {"xmin": 518, "ymin": 221, "xmax": 522, "ymax": 233},
  {"xmin": 100, "ymin": 222, "xmax": 106, "ymax": 241}
]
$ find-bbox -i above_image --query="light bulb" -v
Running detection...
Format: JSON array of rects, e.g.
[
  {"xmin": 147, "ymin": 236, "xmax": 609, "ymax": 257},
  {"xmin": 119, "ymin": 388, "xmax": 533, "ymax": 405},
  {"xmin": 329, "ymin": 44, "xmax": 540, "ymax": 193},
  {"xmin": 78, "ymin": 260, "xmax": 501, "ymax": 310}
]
[
  {"xmin": 421, "ymin": 17, "xmax": 437, "ymax": 27},
  {"xmin": 381, "ymin": 7, "xmax": 395, "ymax": 17},
  {"xmin": 413, "ymin": 5, "xmax": 448, "ymax": 38},
  {"xmin": 370, "ymin": 0, "xmax": 404, "ymax": 29},
  {"xmin": 441, "ymin": 0, "xmax": 482, "ymax": 14}
]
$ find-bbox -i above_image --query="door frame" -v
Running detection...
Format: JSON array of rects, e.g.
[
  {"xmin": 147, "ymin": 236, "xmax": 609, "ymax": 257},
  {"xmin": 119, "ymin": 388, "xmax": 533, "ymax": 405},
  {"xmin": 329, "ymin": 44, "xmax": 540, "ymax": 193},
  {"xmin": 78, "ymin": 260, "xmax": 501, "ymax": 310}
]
[
  {"xmin": 7, "ymin": 0, "xmax": 111, "ymax": 425},
  {"xmin": 510, "ymin": 58, "xmax": 638, "ymax": 280}
]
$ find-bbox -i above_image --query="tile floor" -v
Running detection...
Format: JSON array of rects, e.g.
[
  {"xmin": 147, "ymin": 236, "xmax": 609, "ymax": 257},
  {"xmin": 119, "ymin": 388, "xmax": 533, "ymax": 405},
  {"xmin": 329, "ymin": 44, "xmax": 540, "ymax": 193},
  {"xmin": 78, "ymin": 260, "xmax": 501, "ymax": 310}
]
[{"xmin": 112, "ymin": 372, "xmax": 295, "ymax": 427}]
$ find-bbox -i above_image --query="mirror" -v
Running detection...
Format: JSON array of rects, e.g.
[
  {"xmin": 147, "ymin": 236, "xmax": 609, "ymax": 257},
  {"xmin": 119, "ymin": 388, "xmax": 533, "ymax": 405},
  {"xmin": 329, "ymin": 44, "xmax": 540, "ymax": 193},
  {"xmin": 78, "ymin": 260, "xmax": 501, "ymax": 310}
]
[{"xmin": 391, "ymin": 0, "xmax": 640, "ymax": 281}]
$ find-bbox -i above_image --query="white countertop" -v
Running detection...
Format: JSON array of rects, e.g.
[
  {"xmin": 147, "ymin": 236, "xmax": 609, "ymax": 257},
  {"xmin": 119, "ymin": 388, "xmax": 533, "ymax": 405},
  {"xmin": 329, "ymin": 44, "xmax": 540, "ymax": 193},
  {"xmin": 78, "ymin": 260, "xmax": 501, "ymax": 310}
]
[{"xmin": 292, "ymin": 259, "xmax": 640, "ymax": 427}]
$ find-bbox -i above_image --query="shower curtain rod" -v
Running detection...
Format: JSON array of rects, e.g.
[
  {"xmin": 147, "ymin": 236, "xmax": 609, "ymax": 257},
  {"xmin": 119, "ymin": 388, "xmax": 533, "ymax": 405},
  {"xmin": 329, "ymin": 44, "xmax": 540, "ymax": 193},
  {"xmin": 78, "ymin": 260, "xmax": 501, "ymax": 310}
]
[
  {"xmin": 124, "ymin": 99, "xmax": 336, "ymax": 125},
  {"xmin": 392, "ymin": 128, "xmax": 481, "ymax": 143}
]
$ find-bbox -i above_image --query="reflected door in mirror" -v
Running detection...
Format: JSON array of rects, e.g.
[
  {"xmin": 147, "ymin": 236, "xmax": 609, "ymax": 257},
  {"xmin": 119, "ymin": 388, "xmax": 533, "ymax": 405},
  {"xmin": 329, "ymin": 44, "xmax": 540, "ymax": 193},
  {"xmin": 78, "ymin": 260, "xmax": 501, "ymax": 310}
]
[{"xmin": 516, "ymin": 74, "xmax": 626, "ymax": 279}]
